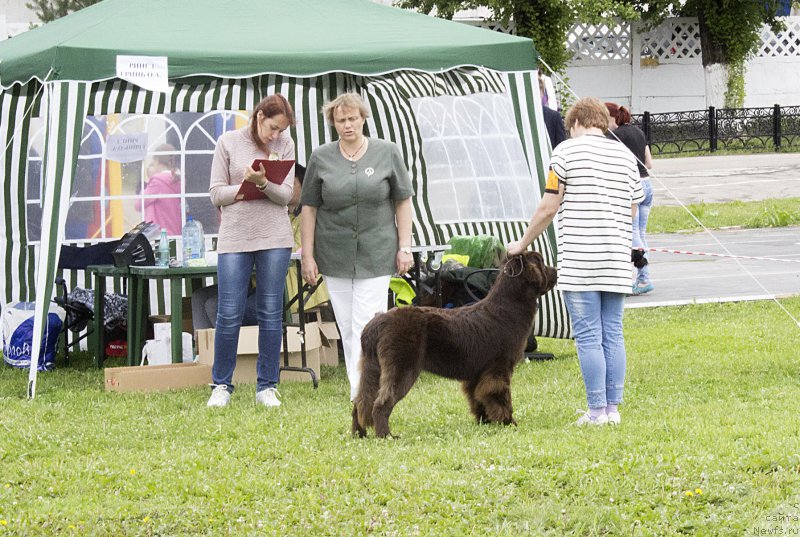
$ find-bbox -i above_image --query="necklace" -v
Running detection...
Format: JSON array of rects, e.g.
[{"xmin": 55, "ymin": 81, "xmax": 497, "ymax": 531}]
[{"xmin": 340, "ymin": 137, "xmax": 366, "ymax": 161}]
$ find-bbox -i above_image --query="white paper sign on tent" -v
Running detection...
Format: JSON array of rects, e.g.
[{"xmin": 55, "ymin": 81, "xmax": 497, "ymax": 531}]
[
  {"xmin": 105, "ymin": 133, "xmax": 148, "ymax": 163},
  {"xmin": 116, "ymin": 55, "xmax": 169, "ymax": 94}
]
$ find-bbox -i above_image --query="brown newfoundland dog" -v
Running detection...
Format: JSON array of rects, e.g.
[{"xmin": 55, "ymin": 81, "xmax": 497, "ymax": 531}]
[{"xmin": 352, "ymin": 251, "xmax": 557, "ymax": 438}]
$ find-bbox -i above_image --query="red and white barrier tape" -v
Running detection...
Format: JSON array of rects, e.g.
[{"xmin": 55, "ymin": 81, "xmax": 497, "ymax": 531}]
[{"xmin": 647, "ymin": 247, "xmax": 800, "ymax": 264}]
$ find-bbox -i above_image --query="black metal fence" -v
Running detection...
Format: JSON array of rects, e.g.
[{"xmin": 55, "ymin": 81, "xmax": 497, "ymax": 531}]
[{"xmin": 632, "ymin": 105, "xmax": 800, "ymax": 155}]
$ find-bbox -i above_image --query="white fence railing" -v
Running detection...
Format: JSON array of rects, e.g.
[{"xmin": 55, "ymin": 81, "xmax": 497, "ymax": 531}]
[{"xmin": 471, "ymin": 16, "xmax": 800, "ymax": 113}]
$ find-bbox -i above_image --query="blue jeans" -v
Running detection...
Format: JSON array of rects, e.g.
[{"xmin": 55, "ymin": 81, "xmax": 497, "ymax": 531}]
[
  {"xmin": 213, "ymin": 248, "xmax": 291, "ymax": 392},
  {"xmin": 563, "ymin": 291, "xmax": 627, "ymax": 409},
  {"xmin": 632, "ymin": 178, "xmax": 653, "ymax": 284}
]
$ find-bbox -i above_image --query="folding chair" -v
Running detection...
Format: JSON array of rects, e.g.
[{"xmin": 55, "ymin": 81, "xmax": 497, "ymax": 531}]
[{"xmin": 53, "ymin": 240, "xmax": 121, "ymax": 364}]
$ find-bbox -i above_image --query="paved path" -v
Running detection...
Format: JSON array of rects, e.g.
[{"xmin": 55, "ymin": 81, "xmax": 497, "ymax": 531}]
[
  {"xmin": 626, "ymin": 226, "xmax": 800, "ymax": 309},
  {"xmin": 650, "ymin": 153, "xmax": 800, "ymax": 206},
  {"xmin": 624, "ymin": 153, "xmax": 800, "ymax": 309}
]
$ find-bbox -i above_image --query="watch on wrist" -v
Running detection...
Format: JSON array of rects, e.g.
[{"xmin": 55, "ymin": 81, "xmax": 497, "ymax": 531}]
[{"xmin": 399, "ymin": 246, "xmax": 412, "ymax": 254}]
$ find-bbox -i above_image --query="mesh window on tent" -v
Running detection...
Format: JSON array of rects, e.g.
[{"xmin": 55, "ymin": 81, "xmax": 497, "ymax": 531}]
[{"xmin": 410, "ymin": 92, "xmax": 536, "ymax": 224}]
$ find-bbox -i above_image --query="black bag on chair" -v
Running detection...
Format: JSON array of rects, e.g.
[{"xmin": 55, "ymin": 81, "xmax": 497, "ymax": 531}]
[{"xmin": 54, "ymin": 240, "xmax": 123, "ymax": 364}]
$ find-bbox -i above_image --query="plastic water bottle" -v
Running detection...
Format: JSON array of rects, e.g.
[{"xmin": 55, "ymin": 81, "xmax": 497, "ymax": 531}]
[
  {"xmin": 182, "ymin": 216, "xmax": 205, "ymax": 267},
  {"xmin": 156, "ymin": 229, "xmax": 170, "ymax": 267}
]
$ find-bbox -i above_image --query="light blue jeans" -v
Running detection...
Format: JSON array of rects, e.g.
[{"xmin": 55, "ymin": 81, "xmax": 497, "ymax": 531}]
[
  {"xmin": 563, "ymin": 291, "xmax": 627, "ymax": 409},
  {"xmin": 212, "ymin": 248, "xmax": 291, "ymax": 392},
  {"xmin": 632, "ymin": 178, "xmax": 654, "ymax": 284}
]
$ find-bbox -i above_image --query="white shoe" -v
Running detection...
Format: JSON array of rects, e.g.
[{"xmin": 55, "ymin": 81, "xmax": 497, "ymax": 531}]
[
  {"xmin": 575, "ymin": 410, "xmax": 608, "ymax": 426},
  {"xmin": 207, "ymin": 384, "xmax": 231, "ymax": 407},
  {"xmin": 606, "ymin": 411, "xmax": 621, "ymax": 425},
  {"xmin": 256, "ymin": 387, "xmax": 281, "ymax": 407}
]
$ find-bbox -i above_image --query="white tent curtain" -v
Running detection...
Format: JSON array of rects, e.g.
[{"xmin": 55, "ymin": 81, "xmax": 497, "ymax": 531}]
[{"xmin": 28, "ymin": 81, "xmax": 92, "ymax": 396}]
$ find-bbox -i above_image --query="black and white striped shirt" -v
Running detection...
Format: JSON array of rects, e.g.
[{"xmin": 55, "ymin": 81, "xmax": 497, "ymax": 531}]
[{"xmin": 548, "ymin": 134, "xmax": 644, "ymax": 293}]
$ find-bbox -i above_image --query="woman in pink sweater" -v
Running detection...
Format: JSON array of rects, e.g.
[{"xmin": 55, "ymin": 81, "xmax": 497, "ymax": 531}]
[{"xmin": 206, "ymin": 94, "xmax": 296, "ymax": 408}]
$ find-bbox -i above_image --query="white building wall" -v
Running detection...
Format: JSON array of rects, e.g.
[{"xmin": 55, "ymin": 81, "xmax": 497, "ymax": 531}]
[
  {"xmin": 0, "ymin": 0, "xmax": 38, "ymax": 40},
  {"xmin": 564, "ymin": 16, "xmax": 800, "ymax": 113}
]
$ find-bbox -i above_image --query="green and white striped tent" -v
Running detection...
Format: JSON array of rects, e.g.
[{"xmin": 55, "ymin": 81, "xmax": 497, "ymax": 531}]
[{"xmin": 0, "ymin": 0, "xmax": 569, "ymax": 396}]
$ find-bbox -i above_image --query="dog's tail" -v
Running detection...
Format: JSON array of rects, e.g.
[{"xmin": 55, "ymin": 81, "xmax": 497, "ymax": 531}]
[{"xmin": 352, "ymin": 315, "xmax": 384, "ymax": 434}]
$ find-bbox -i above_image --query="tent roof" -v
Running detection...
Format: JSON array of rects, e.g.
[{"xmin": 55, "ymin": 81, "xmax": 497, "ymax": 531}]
[{"xmin": 0, "ymin": 0, "xmax": 537, "ymax": 87}]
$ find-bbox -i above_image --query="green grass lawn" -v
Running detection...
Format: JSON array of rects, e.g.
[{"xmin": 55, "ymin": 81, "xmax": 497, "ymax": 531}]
[
  {"xmin": 1, "ymin": 298, "xmax": 799, "ymax": 535},
  {"xmin": 648, "ymin": 197, "xmax": 800, "ymax": 234}
]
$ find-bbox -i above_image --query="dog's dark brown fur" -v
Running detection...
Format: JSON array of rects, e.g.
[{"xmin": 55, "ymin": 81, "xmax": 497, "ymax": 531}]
[{"xmin": 352, "ymin": 251, "xmax": 557, "ymax": 438}]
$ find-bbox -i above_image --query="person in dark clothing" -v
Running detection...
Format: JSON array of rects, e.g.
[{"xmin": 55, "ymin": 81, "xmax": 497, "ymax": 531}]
[
  {"xmin": 538, "ymin": 75, "xmax": 566, "ymax": 149},
  {"xmin": 605, "ymin": 102, "xmax": 654, "ymax": 295},
  {"xmin": 542, "ymin": 106, "xmax": 567, "ymax": 149}
]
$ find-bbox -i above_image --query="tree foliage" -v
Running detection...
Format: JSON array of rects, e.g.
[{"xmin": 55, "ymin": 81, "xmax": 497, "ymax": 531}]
[
  {"xmin": 632, "ymin": 0, "xmax": 785, "ymax": 67},
  {"xmin": 26, "ymin": 0, "xmax": 101, "ymax": 23},
  {"xmin": 396, "ymin": 0, "xmax": 635, "ymax": 74}
]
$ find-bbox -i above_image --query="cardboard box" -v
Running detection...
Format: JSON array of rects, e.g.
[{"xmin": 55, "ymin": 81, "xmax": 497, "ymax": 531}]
[
  {"xmin": 318, "ymin": 321, "xmax": 341, "ymax": 366},
  {"xmin": 148, "ymin": 297, "xmax": 194, "ymax": 336},
  {"xmin": 104, "ymin": 362, "xmax": 212, "ymax": 393},
  {"xmin": 196, "ymin": 322, "xmax": 322, "ymax": 384}
]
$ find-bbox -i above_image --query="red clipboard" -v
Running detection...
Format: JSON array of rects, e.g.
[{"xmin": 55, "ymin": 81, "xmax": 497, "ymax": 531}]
[{"xmin": 235, "ymin": 159, "xmax": 295, "ymax": 201}]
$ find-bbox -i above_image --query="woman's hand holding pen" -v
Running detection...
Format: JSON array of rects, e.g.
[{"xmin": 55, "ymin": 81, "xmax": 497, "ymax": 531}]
[{"xmin": 243, "ymin": 163, "xmax": 267, "ymax": 188}]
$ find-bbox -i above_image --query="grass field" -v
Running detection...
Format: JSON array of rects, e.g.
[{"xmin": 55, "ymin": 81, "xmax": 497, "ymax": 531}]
[
  {"xmin": 648, "ymin": 197, "xmax": 800, "ymax": 234},
  {"xmin": 2, "ymin": 298, "xmax": 799, "ymax": 535}
]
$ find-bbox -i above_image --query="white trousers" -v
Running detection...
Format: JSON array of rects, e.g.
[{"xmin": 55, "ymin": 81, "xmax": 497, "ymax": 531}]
[{"xmin": 323, "ymin": 274, "xmax": 391, "ymax": 400}]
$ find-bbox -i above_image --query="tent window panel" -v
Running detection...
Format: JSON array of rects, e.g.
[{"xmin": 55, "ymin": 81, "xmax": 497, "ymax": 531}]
[
  {"xmin": 24, "ymin": 163, "xmax": 43, "ymax": 241},
  {"xmin": 477, "ymin": 180, "xmax": 504, "ymax": 220},
  {"xmin": 415, "ymin": 103, "xmax": 446, "ymax": 139},
  {"xmin": 410, "ymin": 92, "xmax": 538, "ymax": 224},
  {"xmin": 184, "ymin": 153, "xmax": 212, "ymax": 195},
  {"xmin": 442, "ymin": 138, "xmax": 472, "ymax": 178},
  {"xmin": 427, "ymin": 182, "xmax": 460, "ymax": 222},
  {"xmin": 65, "ymin": 200, "xmax": 104, "ymax": 241},
  {"xmin": 24, "ymin": 110, "xmax": 245, "ymax": 244},
  {"xmin": 463, "ymin": 141, "xmax": 494, "ymax": 177},
  {"xmin": 454, "ymin": 180, "xmax": 482, "ymax": 221},
  {"xmin": 483, "ymin": 138, "xmax": 513, "ymax": 176},
  {"xmin": 500, "ymin": 180, "xmax": 529, "ymax": 216},
  {"xmin": 424, "ymin": 141, "xmax": 450, "ymax": 181},
  {"xmin": 187, "ymin": 196, "xmax": 218, "ymax": 236},
  {"xmin": 25, "ymin": 203, "xmax": 43, "ymax": 243},
  {"xmin": 427, "ymin": 163, "xmax": 451, "ymax": 182}
]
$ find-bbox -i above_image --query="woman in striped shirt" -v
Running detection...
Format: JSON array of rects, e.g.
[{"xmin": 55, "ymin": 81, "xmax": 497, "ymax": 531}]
[{"xmin": 507, "ymin": 97, "xmax": 644, "ymax": 426}]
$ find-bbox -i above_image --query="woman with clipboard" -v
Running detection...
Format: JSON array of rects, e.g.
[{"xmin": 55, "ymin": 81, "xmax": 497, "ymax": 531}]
[{"xmin": 207, "ymin": 94, "xmax": 296, "ymax": 408}]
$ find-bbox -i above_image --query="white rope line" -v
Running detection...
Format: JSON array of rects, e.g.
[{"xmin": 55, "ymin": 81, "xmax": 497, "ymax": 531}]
[
  {"xmin": 538, "ymin": 58, "xmax": 800, "ymax": 328},
  {"xmin": 647, "ymin": 247, "xmax": 800, "ymax": 264}
]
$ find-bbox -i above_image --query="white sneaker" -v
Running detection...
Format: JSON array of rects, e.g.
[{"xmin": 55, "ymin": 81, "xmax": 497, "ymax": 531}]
[
  {"xmin": 575, "ymin": 410, "xmax": 608, "ymax": 426},
  {"xmin": 607, "ymin": 411, "xmax": 621, "ymax": 425},
  {"xmin": 207, "ymin": 384, "xmax": 231, "ymax": 407},
  {"xmin": 256, "ymin": 387, "xmax": 281, "ymax": 407}
]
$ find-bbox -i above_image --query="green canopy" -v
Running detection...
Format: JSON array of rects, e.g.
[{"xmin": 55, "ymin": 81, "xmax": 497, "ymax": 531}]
[{"xmin": 0, "ymin": 0, "xmax": 537, "ymax": 87}]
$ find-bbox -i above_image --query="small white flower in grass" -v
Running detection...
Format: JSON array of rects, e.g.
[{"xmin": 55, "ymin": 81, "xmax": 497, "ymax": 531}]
[{"xmin": 610, "ymin": 497, "xmax": 615, "ymax": 503}]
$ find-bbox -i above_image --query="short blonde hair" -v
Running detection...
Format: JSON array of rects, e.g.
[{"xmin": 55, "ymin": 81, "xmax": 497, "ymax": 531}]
[
  {"xmin": 564, "ymin": 97, "xmax": 610, "ymax": 133},
  {"xmin": 322, "ymin": 92, "xmax": 370, "ymax": 124}
]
